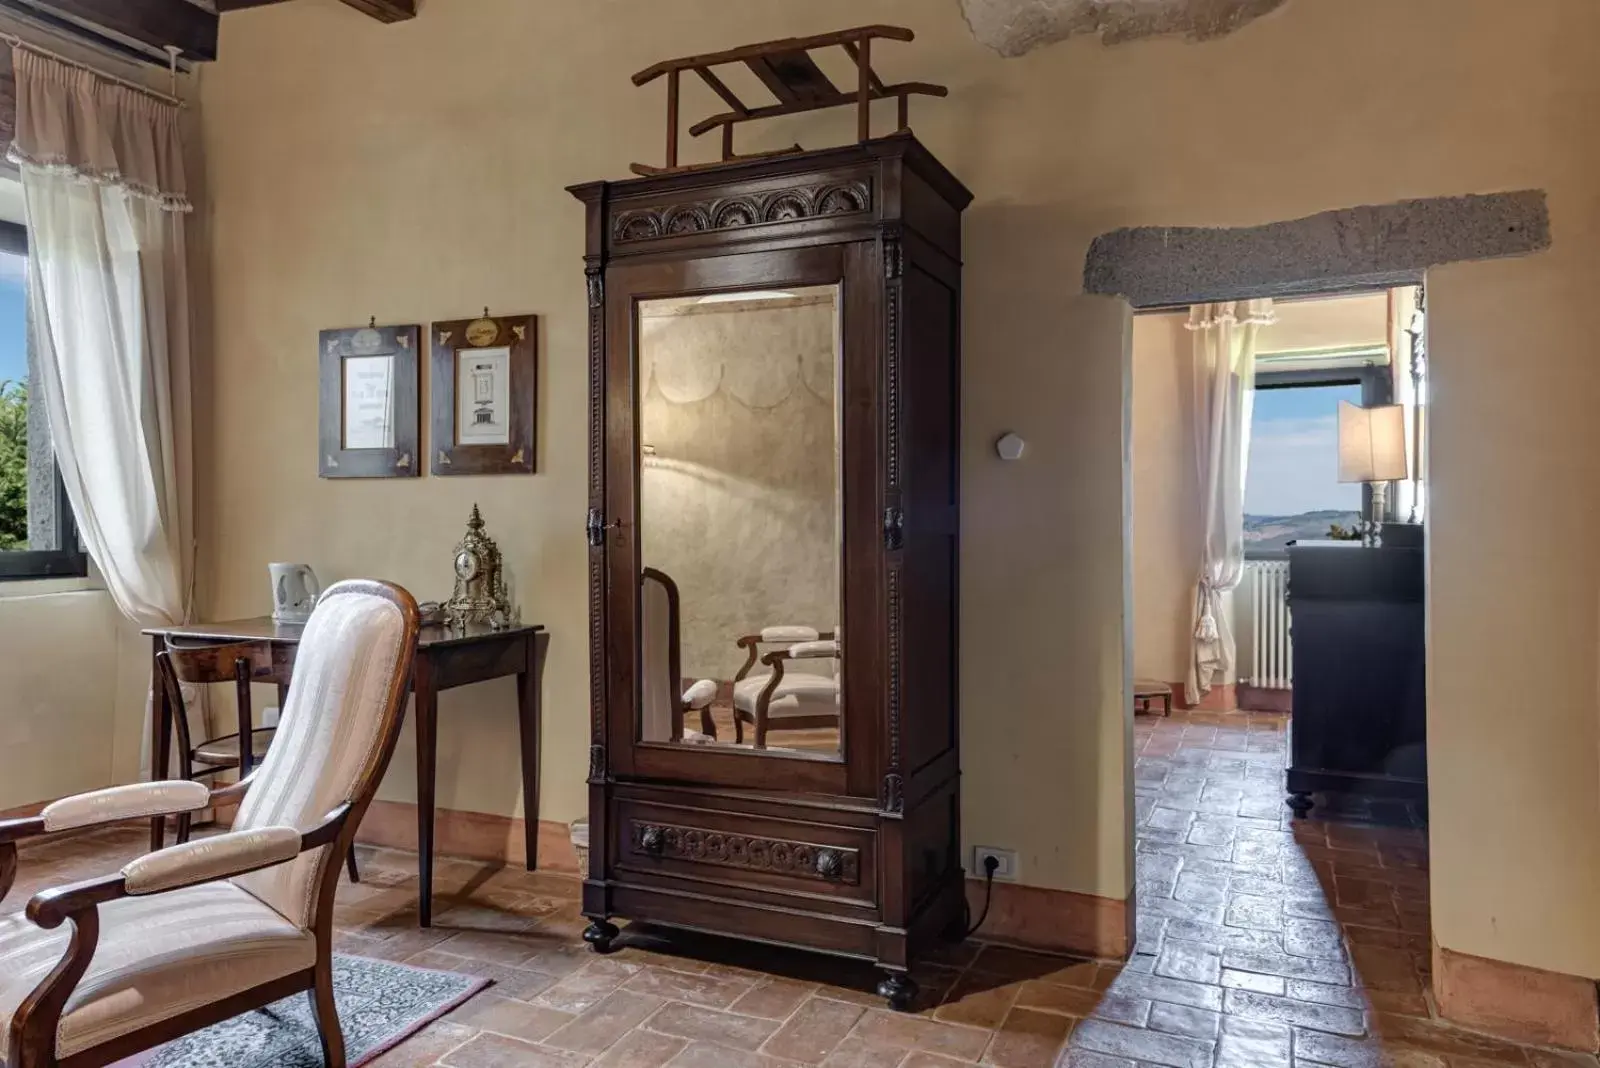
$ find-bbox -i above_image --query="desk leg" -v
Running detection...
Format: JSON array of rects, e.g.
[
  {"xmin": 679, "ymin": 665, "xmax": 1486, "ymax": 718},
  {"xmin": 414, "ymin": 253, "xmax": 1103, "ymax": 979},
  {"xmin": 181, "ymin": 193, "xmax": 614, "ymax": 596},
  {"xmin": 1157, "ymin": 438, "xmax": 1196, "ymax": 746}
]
[
  {"xmin": 517, "ymin": 632, "xmax": 546, "ymax": 872},
  {"xmin": 414, "ymin": 655, "xmax": 438, "ymax": 928},
  {"xmin": 149, "ymin": 635, "xmax": 173, "ymax": 852}
]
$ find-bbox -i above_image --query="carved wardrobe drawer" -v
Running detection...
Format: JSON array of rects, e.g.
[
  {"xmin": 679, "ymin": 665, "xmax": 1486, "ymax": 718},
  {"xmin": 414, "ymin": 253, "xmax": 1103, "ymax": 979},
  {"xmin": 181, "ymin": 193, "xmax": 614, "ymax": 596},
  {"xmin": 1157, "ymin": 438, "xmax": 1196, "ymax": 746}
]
[{"xmin": 611, "ymin": 800, "xmax": 878, "ymax": 909}]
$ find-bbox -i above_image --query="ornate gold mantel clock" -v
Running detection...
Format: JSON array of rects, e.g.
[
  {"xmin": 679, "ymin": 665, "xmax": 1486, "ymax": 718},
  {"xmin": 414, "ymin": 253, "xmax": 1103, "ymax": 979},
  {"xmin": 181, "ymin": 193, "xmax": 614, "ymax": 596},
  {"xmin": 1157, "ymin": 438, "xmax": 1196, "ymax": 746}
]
[{"xmin": 446, "ymin": 503, "xmax": 509, "ymax": 626}]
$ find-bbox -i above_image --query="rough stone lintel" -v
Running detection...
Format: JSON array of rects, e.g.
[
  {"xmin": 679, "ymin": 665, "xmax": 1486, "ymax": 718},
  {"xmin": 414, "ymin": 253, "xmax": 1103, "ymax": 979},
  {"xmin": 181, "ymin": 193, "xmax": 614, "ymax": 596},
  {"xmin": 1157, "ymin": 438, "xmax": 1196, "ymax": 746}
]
[
  {"xmin": 959, "ymin": 0, "xmax": 1291, "ymax": 56},
  {"xmin": 1084, "ymin": 190, "xmax": 1550, "ymax": 308}
]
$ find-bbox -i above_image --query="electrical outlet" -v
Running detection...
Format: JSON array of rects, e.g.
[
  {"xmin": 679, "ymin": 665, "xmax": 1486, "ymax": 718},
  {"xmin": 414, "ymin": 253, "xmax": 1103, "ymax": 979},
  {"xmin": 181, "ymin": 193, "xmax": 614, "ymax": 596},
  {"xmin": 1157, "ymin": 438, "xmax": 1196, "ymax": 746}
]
[
  {"xmin": 972, "ymin": 846, "xmax": 1018, "ymax": 882},
  {"xmin": 262, "ymin": 705, "xmax": 280, "ymax": 729}
]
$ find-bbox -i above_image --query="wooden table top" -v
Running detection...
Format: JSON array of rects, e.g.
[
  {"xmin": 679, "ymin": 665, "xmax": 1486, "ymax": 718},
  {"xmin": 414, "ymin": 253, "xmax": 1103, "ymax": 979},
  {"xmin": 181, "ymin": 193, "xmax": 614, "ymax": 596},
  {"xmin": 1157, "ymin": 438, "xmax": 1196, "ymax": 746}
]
[{"xmin": 144, "ymin": 616, "xmax": 544, "ymax": 649}]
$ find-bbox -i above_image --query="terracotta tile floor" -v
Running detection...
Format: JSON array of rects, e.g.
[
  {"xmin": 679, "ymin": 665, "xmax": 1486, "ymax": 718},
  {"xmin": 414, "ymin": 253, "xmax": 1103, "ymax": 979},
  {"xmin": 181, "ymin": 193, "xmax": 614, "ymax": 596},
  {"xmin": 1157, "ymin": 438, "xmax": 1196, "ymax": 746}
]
[{"xmin": 6, "ymin": 710, "xmax": 1594, "ymax": 1067}]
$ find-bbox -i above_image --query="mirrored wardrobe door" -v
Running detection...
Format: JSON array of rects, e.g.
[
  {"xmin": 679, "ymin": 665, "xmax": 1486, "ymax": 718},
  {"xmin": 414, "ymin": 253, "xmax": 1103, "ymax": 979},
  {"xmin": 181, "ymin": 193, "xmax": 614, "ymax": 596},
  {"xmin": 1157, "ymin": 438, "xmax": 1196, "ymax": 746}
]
[{"xmin": 635, "ymin": 285, "xmax": 845, "ymax": 763}]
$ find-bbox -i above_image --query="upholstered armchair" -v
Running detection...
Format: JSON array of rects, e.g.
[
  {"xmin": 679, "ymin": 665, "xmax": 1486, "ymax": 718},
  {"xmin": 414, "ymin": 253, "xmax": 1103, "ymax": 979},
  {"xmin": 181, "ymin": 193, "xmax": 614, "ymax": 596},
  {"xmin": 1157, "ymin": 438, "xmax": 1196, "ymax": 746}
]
[
  {"xmin": 731, "ymin": 626, "xmax": 841, "ymax": 749},
  {"xmin": 640, "ymin": 568, "xmax": 718, "ymax": 742},
  {"xmin": 0, "ymin": 580, "xmax": 419, "ymax": 1068}
]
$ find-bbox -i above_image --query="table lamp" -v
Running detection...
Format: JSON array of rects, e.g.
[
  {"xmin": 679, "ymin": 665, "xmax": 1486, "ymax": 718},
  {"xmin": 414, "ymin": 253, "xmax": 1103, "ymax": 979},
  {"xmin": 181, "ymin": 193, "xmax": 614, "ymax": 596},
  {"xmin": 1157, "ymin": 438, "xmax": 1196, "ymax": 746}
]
[{"xmin": 1338, "ymin": 401, "xmax": 1410, "ymax": 547}]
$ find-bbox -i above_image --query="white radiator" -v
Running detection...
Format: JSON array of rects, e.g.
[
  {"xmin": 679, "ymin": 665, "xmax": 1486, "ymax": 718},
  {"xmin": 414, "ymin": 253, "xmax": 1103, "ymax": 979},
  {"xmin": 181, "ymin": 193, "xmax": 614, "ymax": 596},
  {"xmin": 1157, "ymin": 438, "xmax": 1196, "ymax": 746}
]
[{"xmin": 1244, "ymin": 560, "xmax": 1292, "ymax": 690}]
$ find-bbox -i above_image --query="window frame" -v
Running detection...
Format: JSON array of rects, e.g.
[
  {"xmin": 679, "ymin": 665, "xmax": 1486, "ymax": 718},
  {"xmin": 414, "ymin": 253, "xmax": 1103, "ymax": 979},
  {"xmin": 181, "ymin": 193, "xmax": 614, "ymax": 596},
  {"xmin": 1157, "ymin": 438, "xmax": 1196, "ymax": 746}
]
[
  {"xmin": 0, "ymin": 219, "xmax": 88, "ymax": 581},
  {"xmin": 1245, "ymin": 364, "xmax": 1393, "ymax": 561}
]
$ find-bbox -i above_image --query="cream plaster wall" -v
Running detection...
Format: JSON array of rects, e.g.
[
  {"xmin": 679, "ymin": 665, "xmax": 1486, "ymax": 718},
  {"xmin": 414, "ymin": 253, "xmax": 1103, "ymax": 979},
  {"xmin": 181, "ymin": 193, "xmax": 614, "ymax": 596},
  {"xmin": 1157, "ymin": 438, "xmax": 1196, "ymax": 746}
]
[
  {"xmin": 0, "ymin": 584, "xmax": 122, "ymax": 810},
  {"xmin": 198, "ymin": 0, "xmax": 1600, "ymax": 975},
  {"xmin": 1261, "ymin": 293, "xmax": 1389, "ymax": 356},
  {"xmin": 639, "ymin": 297, "xmax": 840, "ymax": 683},
  {"xmin": 1130, "ymin": 313, "xmax": 1198, "ymax": 689}
]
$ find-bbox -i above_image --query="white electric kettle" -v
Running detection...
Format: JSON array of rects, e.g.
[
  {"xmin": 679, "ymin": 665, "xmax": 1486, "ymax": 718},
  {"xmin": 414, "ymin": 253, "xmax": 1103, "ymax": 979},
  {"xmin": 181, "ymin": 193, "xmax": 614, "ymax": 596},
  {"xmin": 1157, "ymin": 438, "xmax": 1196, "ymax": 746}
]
[{"xmin": 269, "ymin": 563, "xmax": 320, "ymax": 624}]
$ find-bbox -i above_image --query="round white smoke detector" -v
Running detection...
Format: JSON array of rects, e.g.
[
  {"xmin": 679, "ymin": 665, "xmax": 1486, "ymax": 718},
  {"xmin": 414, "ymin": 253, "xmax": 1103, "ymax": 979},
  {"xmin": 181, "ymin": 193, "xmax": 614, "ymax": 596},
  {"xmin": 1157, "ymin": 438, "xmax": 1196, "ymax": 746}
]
[{"xmin": 996, "ymin": 433, "xmax": 1026, "ymax": 461}]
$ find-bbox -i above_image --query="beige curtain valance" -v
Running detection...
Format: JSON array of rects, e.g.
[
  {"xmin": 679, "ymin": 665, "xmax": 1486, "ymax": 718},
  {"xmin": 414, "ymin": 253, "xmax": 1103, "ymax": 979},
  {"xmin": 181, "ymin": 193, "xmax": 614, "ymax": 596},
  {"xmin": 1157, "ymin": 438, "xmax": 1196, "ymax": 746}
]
[{"xmin": 5, "ymin": 48, "xmax": 189, "ymax": 212}]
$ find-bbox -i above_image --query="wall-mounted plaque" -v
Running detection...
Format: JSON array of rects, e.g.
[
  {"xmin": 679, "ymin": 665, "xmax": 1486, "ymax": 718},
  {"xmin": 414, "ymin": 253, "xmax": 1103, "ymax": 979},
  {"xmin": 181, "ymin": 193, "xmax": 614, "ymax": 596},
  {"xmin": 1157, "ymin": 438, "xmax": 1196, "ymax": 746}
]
[
  {"xmin": 431, "ymin": 312, "xmax": 537, "ymax": 475},
  {"xmin": 319, "ymin": 323, "xmax": 421, "ymax": 478}
]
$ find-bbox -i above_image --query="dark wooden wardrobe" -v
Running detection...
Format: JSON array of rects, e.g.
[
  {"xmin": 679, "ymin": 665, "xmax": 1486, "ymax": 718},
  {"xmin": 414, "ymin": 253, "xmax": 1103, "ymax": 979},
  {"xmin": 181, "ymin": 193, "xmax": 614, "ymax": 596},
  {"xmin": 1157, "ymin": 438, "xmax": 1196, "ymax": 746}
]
[{"xmin": 569, "ymin": 133, "xmax": 970, "ymax": 1008}]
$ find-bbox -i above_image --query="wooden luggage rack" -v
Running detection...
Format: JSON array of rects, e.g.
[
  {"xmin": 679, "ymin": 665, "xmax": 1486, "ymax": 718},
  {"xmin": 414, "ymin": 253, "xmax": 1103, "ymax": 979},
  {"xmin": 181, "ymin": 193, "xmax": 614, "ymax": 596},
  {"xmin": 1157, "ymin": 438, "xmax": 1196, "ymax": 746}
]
[{"xmin": 630, "ymin": 24, "xmax": 948, "ymax": 176}]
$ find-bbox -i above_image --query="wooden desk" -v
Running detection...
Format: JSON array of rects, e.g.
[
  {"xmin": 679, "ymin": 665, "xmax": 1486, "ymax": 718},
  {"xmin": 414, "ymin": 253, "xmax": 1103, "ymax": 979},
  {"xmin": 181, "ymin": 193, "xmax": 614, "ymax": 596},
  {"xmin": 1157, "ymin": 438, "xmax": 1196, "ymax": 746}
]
[{"xmin": 143, "ymin": 617, "xmax": 548, "ymax": 927}]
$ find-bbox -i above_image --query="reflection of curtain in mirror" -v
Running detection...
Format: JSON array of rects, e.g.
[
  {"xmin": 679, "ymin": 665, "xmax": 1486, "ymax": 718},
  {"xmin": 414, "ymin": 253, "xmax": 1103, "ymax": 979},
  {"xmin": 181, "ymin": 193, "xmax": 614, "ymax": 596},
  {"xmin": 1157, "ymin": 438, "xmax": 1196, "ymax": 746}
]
[{"xmin": 638, "ymin": 294, "xmax": 841, "ymax": 683}]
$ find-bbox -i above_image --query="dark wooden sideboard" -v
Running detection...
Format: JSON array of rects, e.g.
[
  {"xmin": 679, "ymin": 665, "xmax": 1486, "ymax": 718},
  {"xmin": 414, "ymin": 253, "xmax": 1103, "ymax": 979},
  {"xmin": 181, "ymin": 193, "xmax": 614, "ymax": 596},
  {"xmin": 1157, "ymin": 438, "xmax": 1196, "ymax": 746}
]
[{"xmin": 1286, "ymin": 540, "xmax": 1427, "ymax": 817}]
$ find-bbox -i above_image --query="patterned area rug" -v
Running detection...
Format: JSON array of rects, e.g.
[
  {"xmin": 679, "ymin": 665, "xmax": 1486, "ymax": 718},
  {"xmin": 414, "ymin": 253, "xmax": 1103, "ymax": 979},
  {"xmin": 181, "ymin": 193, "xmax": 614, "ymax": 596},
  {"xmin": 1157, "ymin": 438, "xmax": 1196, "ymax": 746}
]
[{"xmin": 125, "ymin": 954, "xmax": 488, "ymax": 1068}]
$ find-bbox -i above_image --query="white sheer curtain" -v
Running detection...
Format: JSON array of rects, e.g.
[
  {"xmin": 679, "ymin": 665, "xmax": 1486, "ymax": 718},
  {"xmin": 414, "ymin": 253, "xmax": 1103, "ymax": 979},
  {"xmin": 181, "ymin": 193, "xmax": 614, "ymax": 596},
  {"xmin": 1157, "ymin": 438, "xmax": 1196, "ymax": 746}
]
[
  {"xmin": 8, "ymin": 48, "xmax": 195, "ymax": 769},
  {"xmin": 1185, "ymin": 299, "xmax": 1274, "ymax": 704}
]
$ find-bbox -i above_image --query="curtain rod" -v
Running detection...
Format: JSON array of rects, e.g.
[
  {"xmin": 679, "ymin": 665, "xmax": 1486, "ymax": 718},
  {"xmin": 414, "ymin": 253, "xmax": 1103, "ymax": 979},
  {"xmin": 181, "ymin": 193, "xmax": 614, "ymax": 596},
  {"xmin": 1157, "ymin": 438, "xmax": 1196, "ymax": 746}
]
[{"xmin": 0, "ymin": 33, "xmax": 187, "ymax": 108}]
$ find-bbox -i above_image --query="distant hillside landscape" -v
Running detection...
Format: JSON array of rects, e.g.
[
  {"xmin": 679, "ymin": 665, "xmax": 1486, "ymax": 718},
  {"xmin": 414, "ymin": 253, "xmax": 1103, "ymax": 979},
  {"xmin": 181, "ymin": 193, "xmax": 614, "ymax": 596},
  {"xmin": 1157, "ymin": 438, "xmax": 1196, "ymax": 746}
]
[{"xmin": 1244, "ymin": 510, "xmax": 1361, "ymax": 553}]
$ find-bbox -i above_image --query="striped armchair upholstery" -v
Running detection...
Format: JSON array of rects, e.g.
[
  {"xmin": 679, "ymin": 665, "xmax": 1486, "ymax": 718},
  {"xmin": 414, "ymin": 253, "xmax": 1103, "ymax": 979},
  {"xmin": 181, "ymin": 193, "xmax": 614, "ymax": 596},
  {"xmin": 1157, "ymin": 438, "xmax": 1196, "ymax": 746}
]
[{"xmin": 0, "ymin": 581, "xmax": 418, "ymax": 1068}]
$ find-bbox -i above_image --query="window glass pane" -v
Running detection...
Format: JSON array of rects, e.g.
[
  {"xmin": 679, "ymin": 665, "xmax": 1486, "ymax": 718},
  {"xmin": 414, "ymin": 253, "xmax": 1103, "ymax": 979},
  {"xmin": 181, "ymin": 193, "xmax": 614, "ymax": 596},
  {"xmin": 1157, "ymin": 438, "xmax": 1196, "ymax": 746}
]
[
  {"xmin": 1245, "ymin": 383, "xmax": 1363, "ymax": 554},
  {"xmin": 0, "ymin": 247, "xmax": 28, "ymax": 551}
]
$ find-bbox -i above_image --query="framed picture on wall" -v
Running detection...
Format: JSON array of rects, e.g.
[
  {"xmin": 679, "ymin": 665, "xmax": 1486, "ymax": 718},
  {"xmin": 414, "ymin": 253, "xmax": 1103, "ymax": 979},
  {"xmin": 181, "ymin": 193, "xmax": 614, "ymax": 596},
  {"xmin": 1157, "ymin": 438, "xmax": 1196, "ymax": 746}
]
[
  {"xmin": 318, "ymin": 322, "xmax": 421, "ymax": 478},
  {"xmin": 431, "ymin": 312, "xmax": 537, "ymax": 475}
]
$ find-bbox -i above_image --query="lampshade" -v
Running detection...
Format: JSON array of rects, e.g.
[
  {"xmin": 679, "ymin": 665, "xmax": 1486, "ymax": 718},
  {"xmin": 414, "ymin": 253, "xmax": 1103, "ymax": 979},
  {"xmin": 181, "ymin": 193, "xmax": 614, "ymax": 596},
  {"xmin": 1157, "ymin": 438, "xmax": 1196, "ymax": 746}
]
[{"xmin": 1337, "ymin": 401, "xmax": 1410, "ymax": 483}]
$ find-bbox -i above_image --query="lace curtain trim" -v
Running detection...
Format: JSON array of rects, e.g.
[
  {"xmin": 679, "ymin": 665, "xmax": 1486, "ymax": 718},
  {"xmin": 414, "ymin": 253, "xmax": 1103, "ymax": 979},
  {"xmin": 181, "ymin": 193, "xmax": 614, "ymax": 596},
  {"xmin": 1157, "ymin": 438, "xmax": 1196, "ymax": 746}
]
[
  {"xmin": 8, "ymin": 47, "xmax": 192, "ymax": 213},
  {"xmin": 1186, "ymin": 299, "xmax": 1277, "ymax": 331},
  {"xmin": 7, "ymin": 150, "xmax": 193, "ymax": 213}
]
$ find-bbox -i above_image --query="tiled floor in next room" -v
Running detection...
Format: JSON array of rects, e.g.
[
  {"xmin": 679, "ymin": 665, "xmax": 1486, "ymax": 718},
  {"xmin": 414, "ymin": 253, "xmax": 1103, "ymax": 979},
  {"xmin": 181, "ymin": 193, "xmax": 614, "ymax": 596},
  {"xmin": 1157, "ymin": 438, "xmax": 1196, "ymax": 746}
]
[{"xmin": 7, "ymin": 710, "xmax": 1594, "ymax": 1068}]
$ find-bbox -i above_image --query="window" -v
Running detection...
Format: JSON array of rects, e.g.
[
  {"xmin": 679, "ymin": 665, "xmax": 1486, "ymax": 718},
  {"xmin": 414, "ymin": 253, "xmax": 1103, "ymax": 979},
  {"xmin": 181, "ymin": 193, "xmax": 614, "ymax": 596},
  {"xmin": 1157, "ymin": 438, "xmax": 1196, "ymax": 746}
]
[
  {"xmin": 0, "ymin": 217, "xmax": 87, "ymax": 580},
  {"xmin": 1243, "ymin": 367, "xmax": 1388, "ymax": 558}
]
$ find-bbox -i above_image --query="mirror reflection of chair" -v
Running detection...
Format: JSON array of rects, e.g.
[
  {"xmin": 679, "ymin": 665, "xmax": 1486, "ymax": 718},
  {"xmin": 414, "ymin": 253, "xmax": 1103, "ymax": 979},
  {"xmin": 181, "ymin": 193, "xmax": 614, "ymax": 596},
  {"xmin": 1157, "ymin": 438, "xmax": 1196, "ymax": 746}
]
[
  {"xmin": 731, "ymin": 626, "xmax": 841, "ymax": 749},
  {"xmin": 640, "ymin": 568, "xmax": 718, "ymax": 742}
]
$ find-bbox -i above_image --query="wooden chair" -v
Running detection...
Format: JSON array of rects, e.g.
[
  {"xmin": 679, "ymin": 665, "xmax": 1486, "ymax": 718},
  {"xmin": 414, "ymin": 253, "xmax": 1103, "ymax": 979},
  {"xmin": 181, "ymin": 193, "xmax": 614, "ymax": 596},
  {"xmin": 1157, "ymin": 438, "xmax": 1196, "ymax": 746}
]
[
  {"xmin": 0, "ymin": 580, "xmax": 419, "ymax": 1068},
  {"xmin": 154, "ymin": 638, "xmax": 362, "ymax": 884},
  {"xmin": 731, "ymin": 627, "xmax": 842, "ymax": 749},
  {"xmin": 640, "ymin": 568, "xmax": 717, "ymax": 742}
]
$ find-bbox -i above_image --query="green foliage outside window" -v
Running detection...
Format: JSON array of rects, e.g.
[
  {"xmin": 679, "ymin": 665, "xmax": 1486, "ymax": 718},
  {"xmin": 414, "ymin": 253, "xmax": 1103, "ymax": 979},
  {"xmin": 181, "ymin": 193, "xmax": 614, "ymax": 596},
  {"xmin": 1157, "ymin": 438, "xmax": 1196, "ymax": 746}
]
[{"xmin": 0, "ymin": 379, "xmax": 28, "ymax": 549}]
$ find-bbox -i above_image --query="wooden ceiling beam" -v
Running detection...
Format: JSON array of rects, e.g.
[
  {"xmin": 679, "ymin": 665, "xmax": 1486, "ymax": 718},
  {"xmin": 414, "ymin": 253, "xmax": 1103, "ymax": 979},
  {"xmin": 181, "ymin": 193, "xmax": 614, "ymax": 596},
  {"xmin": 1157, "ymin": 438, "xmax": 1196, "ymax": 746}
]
[
  {"xmin": 5, "ymin": 0, "xmax": 218, "ymax": 61},
  {"xmin": 217, "ymin": 0, "xmax": 417, "ymax": 23},
  {"xmin": 335, "ymin": 0, "xmax": 416, "ymax": 23},
  {"xmin": 213, "ymin": 0, "xmax": 294, "ymax": 11}
]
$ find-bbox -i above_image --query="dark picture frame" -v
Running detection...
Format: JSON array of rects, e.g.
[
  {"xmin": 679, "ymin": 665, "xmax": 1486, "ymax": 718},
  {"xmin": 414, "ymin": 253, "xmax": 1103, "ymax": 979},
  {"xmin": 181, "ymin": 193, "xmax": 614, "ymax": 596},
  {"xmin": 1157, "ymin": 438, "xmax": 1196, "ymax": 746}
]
[
  {"xmin": 431, "ymin": 313, "xmax": 537, "ymax": 475},
  {"xmin": 318, "ymin": 323, "xmax": 421, "ymax": 479}
]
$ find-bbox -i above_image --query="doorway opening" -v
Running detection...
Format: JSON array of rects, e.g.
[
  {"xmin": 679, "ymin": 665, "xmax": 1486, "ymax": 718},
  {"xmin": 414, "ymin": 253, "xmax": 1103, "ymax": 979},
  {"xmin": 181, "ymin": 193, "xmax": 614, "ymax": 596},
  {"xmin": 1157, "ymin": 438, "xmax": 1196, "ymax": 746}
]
[
  {"xmin": 1124, "ymin": 283, "xmax": 1437, "ymax": 1037},
  {"xmin": 1131, "ymin": 286, "xmax": 1425, "ymax": 719}
]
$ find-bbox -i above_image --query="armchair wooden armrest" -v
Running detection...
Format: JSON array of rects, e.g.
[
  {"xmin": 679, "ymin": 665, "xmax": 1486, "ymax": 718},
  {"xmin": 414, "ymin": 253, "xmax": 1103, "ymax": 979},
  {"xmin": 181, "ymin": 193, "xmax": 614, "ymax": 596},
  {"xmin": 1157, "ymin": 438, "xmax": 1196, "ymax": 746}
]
[
  {"xmin": 0, "ymin": 775, "xmax": 260, "ymax": 904},
  {"xmin": 43, "ymin": 781, "xmax": 213, "ymax": 835},
  {"xmin": 29, "ymin": 802, "xmax": 351, "ymax": 927},
  {"xmin": 681, "ymin": 678, "xmax": 718, "ymax": 712},
  {"xmin": 121, "ymin": 826, "xmax": 302, "ymax": 896},
  {"xmin": 12, "ymin": 803, "xmax": 354, "ymax": 1060},
  {"xmin": 746, "ymin": 639, "xmax": 842, "ymax": 714},
  {"xmin": 734, "ymin": 627, "xmax": 833, "ymax": 681},
  {"xmin": 762, "ymin": 640, "xmax": 838, "ymax": 664}
]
